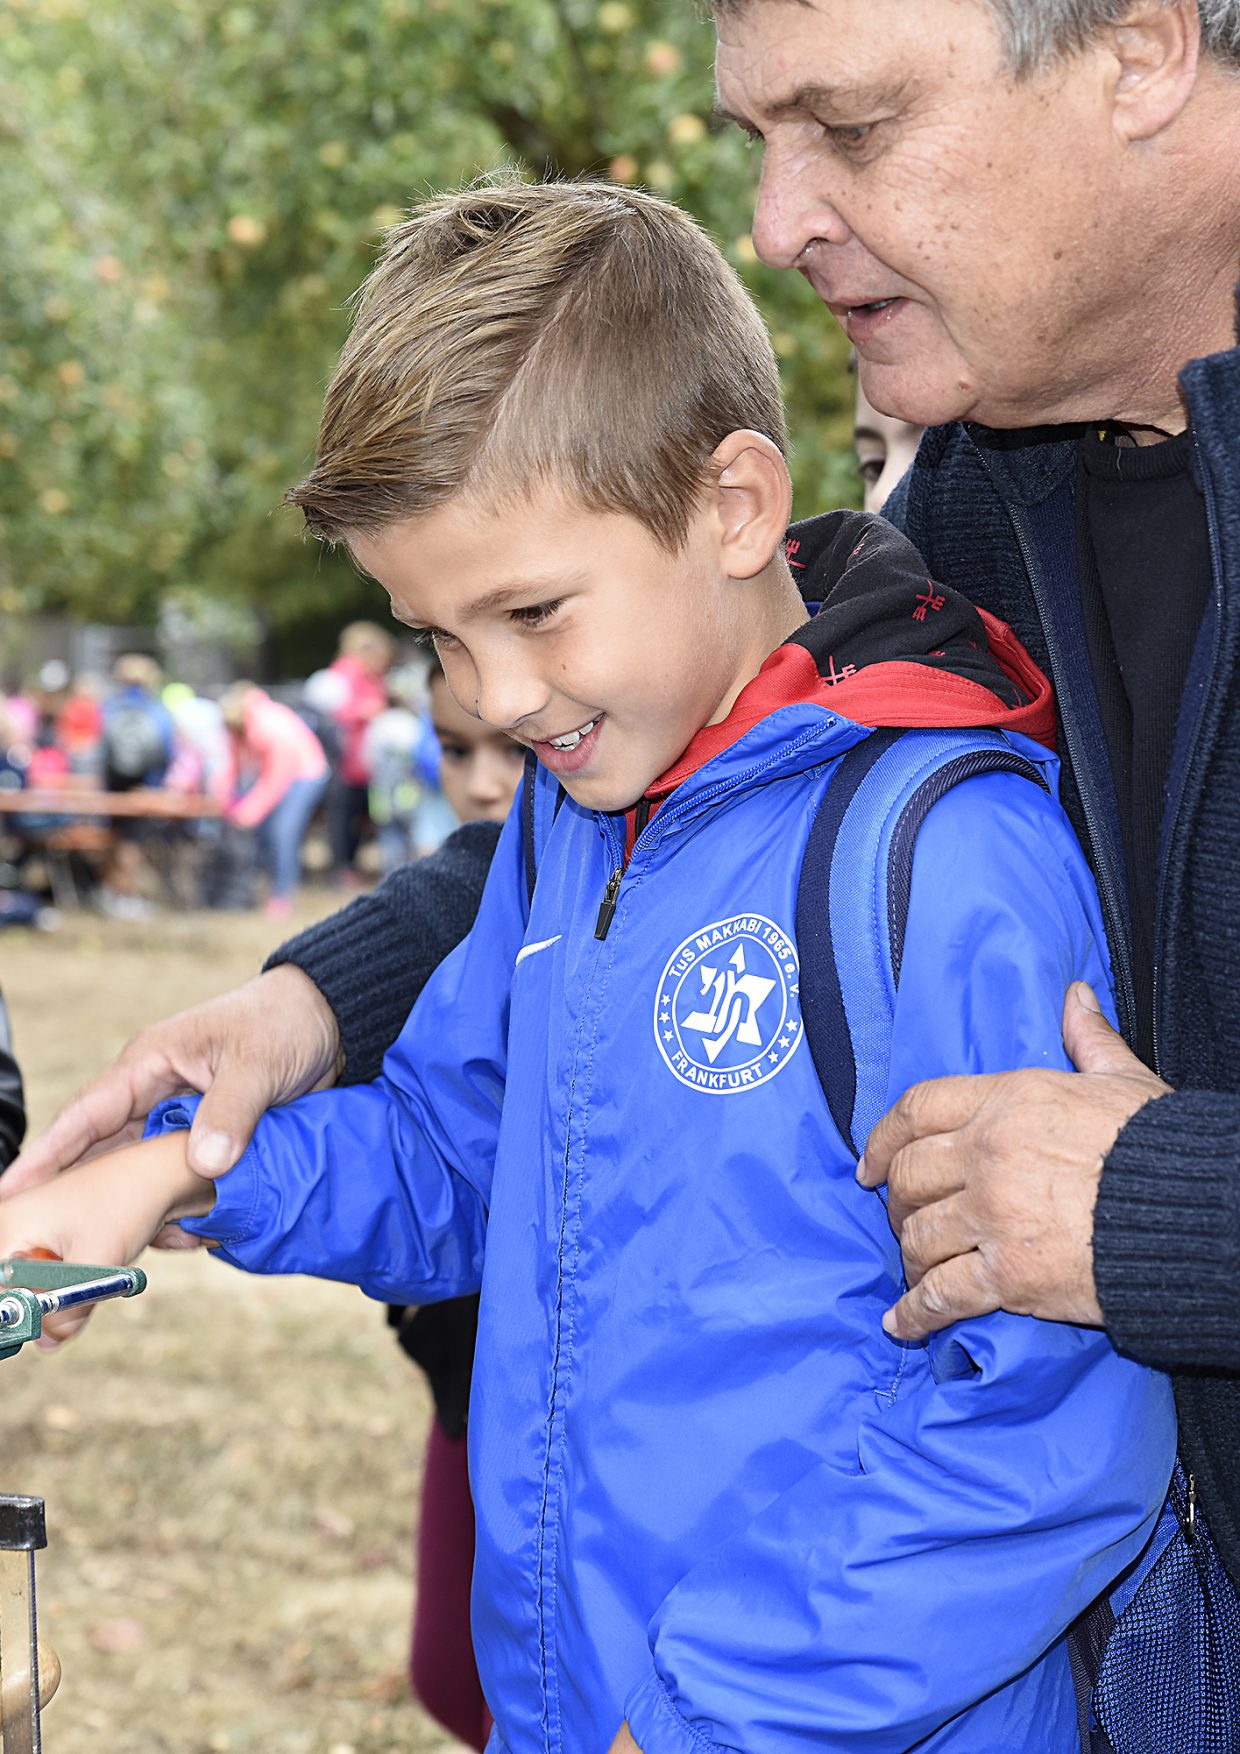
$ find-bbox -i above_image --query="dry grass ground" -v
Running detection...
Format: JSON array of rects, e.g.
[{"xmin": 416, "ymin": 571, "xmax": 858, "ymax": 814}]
[{"xmin": 0, "ymin": 900, "xmax": 469, "ymax": 1753}]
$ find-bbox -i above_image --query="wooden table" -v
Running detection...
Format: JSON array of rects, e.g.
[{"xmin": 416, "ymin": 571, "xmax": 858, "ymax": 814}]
[
  {"xmin": 0, "ymin": 787, "xmax": 222, "ymax": 907},
  {"xmin": 0, "ymin": 788, "xmax": 220, "ymax": 821}
]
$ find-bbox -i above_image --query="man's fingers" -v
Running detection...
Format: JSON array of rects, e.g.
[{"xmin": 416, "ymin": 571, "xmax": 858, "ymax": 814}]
[
  {"xmin": 897, "ymin": 1191, "xmax": 978, "ymax": 1287},
  {"xmin": 857, "ymin": 1073, "xmax": 997, "ymax": 1189},
  {"xmin": 882, "ymin": 1251, "xmax": 999, "ymax": 1341}
]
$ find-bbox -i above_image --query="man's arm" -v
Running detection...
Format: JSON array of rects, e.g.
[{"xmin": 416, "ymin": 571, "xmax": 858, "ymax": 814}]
[
  {"xmin": 3, "ymin": 820, "xmax": 500, "ymax": 1193},
  {"xmin": 265, "ymin": 819, "xmax": 500, "ymax": 1085},
  {"xmin": 857, "ymin": 991, "xmax": 1181, "ymax": 1345},
  {"xmin": 150, "ymin": 806, "xmax": 528, "ymax": 1301}
]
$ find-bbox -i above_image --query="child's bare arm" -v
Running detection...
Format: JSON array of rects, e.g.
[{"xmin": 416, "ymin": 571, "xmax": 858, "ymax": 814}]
[{"xmin": 0, "ymin": 1132, "xmax": 216, "ymax": 1342}]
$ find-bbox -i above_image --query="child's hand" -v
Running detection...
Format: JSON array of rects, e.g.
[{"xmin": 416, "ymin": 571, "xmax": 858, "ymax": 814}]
[{"xmin": 0, "ymin": 1132, "xmax": 215, "ymax": 1344}]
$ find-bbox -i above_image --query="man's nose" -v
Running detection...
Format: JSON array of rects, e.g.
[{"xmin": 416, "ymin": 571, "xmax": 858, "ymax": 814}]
[{"xmin": 751, "ymin": 147, "xmax": 853, "ymax": 270}]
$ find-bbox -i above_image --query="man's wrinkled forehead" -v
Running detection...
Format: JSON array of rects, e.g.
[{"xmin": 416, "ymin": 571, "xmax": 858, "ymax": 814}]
[
  {"xmin": 713, "ymin": 0, "xmax": 906, "ymax": 115},
  {"xmin": 712, "ymin": 0, "xmax": 996, "ymax": 121}
]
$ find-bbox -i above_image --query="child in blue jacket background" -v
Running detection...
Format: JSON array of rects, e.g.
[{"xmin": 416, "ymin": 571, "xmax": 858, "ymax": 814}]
[{"xmin": 0, "ymin": 180, "xmax": 1174, "ymax": 1753}]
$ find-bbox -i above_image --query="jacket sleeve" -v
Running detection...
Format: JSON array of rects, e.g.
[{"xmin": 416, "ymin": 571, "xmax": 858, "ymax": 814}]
[
  {"xmin": 1094, "ymin": 1089, "xmax": 1240, "ymax": 1369},
  {"xmin": 625, "ymin": 773, "xmax": 1176, "ymax": 1754},
  {"xmin": 263, "ymin": 819, "xmax": 502, "ymax": 1084},
  {"xmin": 156, "ymin": 806, "xmax": 526, "ymax": 1303}
]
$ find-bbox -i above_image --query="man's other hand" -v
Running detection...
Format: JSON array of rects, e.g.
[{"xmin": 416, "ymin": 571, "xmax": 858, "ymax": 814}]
[
  {"xmin": 2, "ymin": 965, "xmax": 342, "ymax": 1201},
  {"xmin": 857, "ymin": 983, "xmax": 1171, "ymax": 1340}
]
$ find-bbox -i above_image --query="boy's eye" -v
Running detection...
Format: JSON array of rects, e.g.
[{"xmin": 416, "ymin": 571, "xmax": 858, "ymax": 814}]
[
  {"xmin": 414, "ymin": 626, "xmax": 458, "ymax": 651},
  {"xmin": 510, "ymin": 601, "xmax": 561, "ymax": 630},
  {"xmin": 439, "ymin": 741, "xmax": 469, "ymax": 762},
  {"xmin": 858, "ymin": 457, "xmax": 885, "ymax": 486}
]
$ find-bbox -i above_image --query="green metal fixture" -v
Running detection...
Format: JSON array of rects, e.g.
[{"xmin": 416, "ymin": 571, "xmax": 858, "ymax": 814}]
[{"xmin": 0, "ymin": 1258, "xmax": 147, "ymax": 1748}]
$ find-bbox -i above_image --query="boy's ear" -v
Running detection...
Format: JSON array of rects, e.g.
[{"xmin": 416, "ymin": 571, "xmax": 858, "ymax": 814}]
[
  {"xmin": 709, "ymin": 431, "xmax": 793, "ymax": 581},
  {"xmin": 1106, "ymin": 0, "xmax": 1199, "ymax": 142}
]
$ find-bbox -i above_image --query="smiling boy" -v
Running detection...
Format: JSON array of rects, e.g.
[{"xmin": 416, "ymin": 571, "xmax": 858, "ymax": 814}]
[{"xmin": 0, "ymin": 180, "xmax": 1174, "ymax": 1753}]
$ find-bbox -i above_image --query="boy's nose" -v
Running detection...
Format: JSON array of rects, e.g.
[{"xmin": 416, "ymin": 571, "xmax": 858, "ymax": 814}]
[{"xmin": 472, "ymin": 659, "xmax": 548, "ymax": 735}]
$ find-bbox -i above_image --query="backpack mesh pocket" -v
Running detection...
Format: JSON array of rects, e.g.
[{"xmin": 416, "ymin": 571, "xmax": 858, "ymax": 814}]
[{"xmin": 1094, "ymin": 1463, "xmax": 1240, "ymax": 1754}]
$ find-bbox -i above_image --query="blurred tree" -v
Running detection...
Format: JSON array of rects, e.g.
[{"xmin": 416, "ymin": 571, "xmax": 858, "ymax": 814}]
[{"xmin": 0, "ymin": 0, "xmax": 857, "ymax": 657}]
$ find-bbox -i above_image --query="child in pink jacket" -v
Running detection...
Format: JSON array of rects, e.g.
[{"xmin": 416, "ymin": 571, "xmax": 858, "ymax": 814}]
[{"xmin": 220, "ymin": 685, "xmax": 328, "ymax": 918}]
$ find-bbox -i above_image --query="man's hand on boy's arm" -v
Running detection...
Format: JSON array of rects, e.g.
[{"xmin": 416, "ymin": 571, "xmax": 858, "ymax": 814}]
[
  {"xmin": 3, "ymin": 966, "xmax": 342, "ymax": 1198},
  {"xmin": 0, "ymin": 1131, "xmax": 216, "ymax": 1343},
  {"xmin": 858, "ymin": 981, "xmax": 1171, "ymax": 1341}
]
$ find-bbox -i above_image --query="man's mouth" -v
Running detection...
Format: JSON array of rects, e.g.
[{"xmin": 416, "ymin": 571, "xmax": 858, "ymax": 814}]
[{"xmin": 542, "ymin": 717, "xmax": 599, "ymax": 751}]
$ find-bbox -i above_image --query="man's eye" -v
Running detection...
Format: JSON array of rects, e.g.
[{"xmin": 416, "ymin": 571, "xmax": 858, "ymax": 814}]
[
  {"xmin": 823, "ymin": 121, "xmax": 875, "ymax": 150},
  {"xmin": 511, "ymin": 601, "xmax": 560, "ymax": 630}
]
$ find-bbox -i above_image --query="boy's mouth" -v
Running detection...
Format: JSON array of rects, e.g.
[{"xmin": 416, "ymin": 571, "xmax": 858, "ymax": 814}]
[
  {"xmin": 544, "ymin": 717, "xmax": 599, "ymax": 752},
  {"xmin": 533, "ymin": 716, "xmax": 604, "ymax": 775}
]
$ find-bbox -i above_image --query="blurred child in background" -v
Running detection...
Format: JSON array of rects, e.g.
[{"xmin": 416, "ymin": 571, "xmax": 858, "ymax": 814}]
[
  {"xmin": 325, "ymin": 622, "xmax": 392, "ymax": 884},
  {"xmin": 389, "ymin": 654, "xmax": 522, "ymax": 1751},
  {"xmin": 219, "ymin": 683, "xmax": 328, "ymax": 920},
  {"xmin": 853, "ymin": 376, "xmax": 923, "ymax": 516}
]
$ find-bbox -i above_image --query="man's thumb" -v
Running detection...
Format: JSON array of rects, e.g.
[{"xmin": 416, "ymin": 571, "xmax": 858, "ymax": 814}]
[
  {"xmin": 188, "ymin": 1079, "xmax": 260, "ymax": 1177},
  {"xmin": 1062, "ymin": 982, "xmax": 1142, "ymax": 1075}
]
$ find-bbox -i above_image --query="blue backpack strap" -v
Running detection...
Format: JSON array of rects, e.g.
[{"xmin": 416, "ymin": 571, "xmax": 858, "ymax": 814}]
[
  {"xmin": 521, "ymin": 754, "xmax": 566, "ymax": 908},
  {"xmin": 796, "ymin": 726, "xmax": 1050, "ymax": 1157}
]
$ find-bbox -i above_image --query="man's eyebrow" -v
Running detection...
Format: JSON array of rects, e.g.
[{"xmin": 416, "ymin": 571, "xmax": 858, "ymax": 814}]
[{"xmin": 715, "ymin": 78, "xmax": 910, "ymax": 127}]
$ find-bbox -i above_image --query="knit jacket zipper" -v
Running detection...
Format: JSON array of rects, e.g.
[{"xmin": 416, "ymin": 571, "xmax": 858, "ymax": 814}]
[
  {"xmin": 1151, "ymin": 432, "xmax": 1225, "ymax": 1082},
  {"xmin": 972, "ymin": 440, "xmax": 1139, "ymax": 1044}
]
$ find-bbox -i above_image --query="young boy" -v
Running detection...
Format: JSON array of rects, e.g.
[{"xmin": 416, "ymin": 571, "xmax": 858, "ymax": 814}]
[{"xmin": 1, "ymin": 181, "xmax": 1173, "ymax": 1753}]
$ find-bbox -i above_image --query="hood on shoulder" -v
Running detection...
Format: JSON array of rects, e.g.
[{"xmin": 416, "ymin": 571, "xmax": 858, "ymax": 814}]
[{"xmin": 651, "ymin": 510, "xmax": 1054, "ymax": 800}]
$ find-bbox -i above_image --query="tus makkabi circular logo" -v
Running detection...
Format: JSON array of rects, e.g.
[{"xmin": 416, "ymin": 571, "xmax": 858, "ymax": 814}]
[{"xmin": 654, "ymin": 913, "xmax": 803, "ymax": 1095}]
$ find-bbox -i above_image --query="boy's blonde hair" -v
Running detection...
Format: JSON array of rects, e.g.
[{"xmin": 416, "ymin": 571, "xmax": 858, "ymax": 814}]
[{"xmin": 286, "ymin": 176, "xmax": 787, "ymax": 552}]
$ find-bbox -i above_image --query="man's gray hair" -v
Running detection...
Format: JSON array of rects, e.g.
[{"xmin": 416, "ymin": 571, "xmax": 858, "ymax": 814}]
[
  {"xmin": 979, "ymin": 0, "xmax": 1240, "ymax": 73},
  {"xmin": 711, "ymin": 0, "xmax": 1240, "ymax": 72}
]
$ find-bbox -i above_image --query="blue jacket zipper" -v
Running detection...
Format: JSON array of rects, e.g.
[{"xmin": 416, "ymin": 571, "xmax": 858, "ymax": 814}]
[{"xmin": 591, "ymin": 721, "xmax": 834, "ymax": 941}]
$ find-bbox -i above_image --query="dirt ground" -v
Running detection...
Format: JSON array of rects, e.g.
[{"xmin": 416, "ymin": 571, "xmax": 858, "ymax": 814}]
[{"xmin": 0, "ymin": 899, "xmax": 471, "ymax": 1753}]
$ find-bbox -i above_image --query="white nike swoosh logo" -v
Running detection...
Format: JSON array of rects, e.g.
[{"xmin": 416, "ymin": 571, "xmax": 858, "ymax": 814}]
[{"xmin": 515, "ymin": 934, "xmax": 562, "ymax": 967}]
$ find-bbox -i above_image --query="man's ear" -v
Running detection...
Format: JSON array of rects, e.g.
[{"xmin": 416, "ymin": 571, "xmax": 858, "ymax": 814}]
[
  {"xmin": 709, "ymin": 430, "xmax": 793, "ymax": 581},
  {"xmin": 1108, "ymin": 0, "xmax": 1199, "ymax": 142}
]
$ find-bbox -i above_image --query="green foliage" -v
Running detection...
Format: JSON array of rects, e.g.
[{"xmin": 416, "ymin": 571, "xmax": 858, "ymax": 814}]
[{"xmin": 0, "ymin": 0, "xmax": 858, "ymax": 650}]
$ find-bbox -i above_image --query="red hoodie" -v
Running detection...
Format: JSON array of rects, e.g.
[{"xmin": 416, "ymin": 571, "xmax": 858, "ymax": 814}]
[{"xmin": 628, "ymin": 509, "xmax": 1054, "ymax": 855}]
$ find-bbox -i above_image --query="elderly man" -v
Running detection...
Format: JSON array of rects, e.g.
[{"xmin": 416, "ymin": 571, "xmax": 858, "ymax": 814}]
[{"xmin": 8, "ymin": 0, "xmax": 1240, "ymax": 1738}]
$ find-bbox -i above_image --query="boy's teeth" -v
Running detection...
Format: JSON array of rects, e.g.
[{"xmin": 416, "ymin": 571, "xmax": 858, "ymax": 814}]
[{"xmin": 548, "ymin": 719, "xmax": 597, "ymax": 751}]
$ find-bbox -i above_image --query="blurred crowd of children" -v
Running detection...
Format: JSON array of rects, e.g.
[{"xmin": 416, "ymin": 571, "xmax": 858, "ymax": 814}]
[{"xmin": 0, "ymin": 621, "xmax": 507, "ymax": 921}]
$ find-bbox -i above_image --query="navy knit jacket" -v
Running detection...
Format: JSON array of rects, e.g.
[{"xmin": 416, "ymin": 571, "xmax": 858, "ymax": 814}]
[{"xmin": 884, "ymin": 327, "xmax": 1240, "ymax": 1584}]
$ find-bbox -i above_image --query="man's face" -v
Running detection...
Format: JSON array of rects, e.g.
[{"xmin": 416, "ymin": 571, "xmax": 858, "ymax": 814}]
[
  {"xmin": 352, "ymin": 489, "xmax": 774, "ymax": 814},
  {"xmin": 715, "ymin": 0, "xmax": 1128, "ymax": 429}
]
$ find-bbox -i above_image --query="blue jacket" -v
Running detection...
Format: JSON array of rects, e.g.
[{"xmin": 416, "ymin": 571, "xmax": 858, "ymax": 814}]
[{"xmin": 161, "ymin": 520, "xmax": 1174, "ymax": 1753}]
